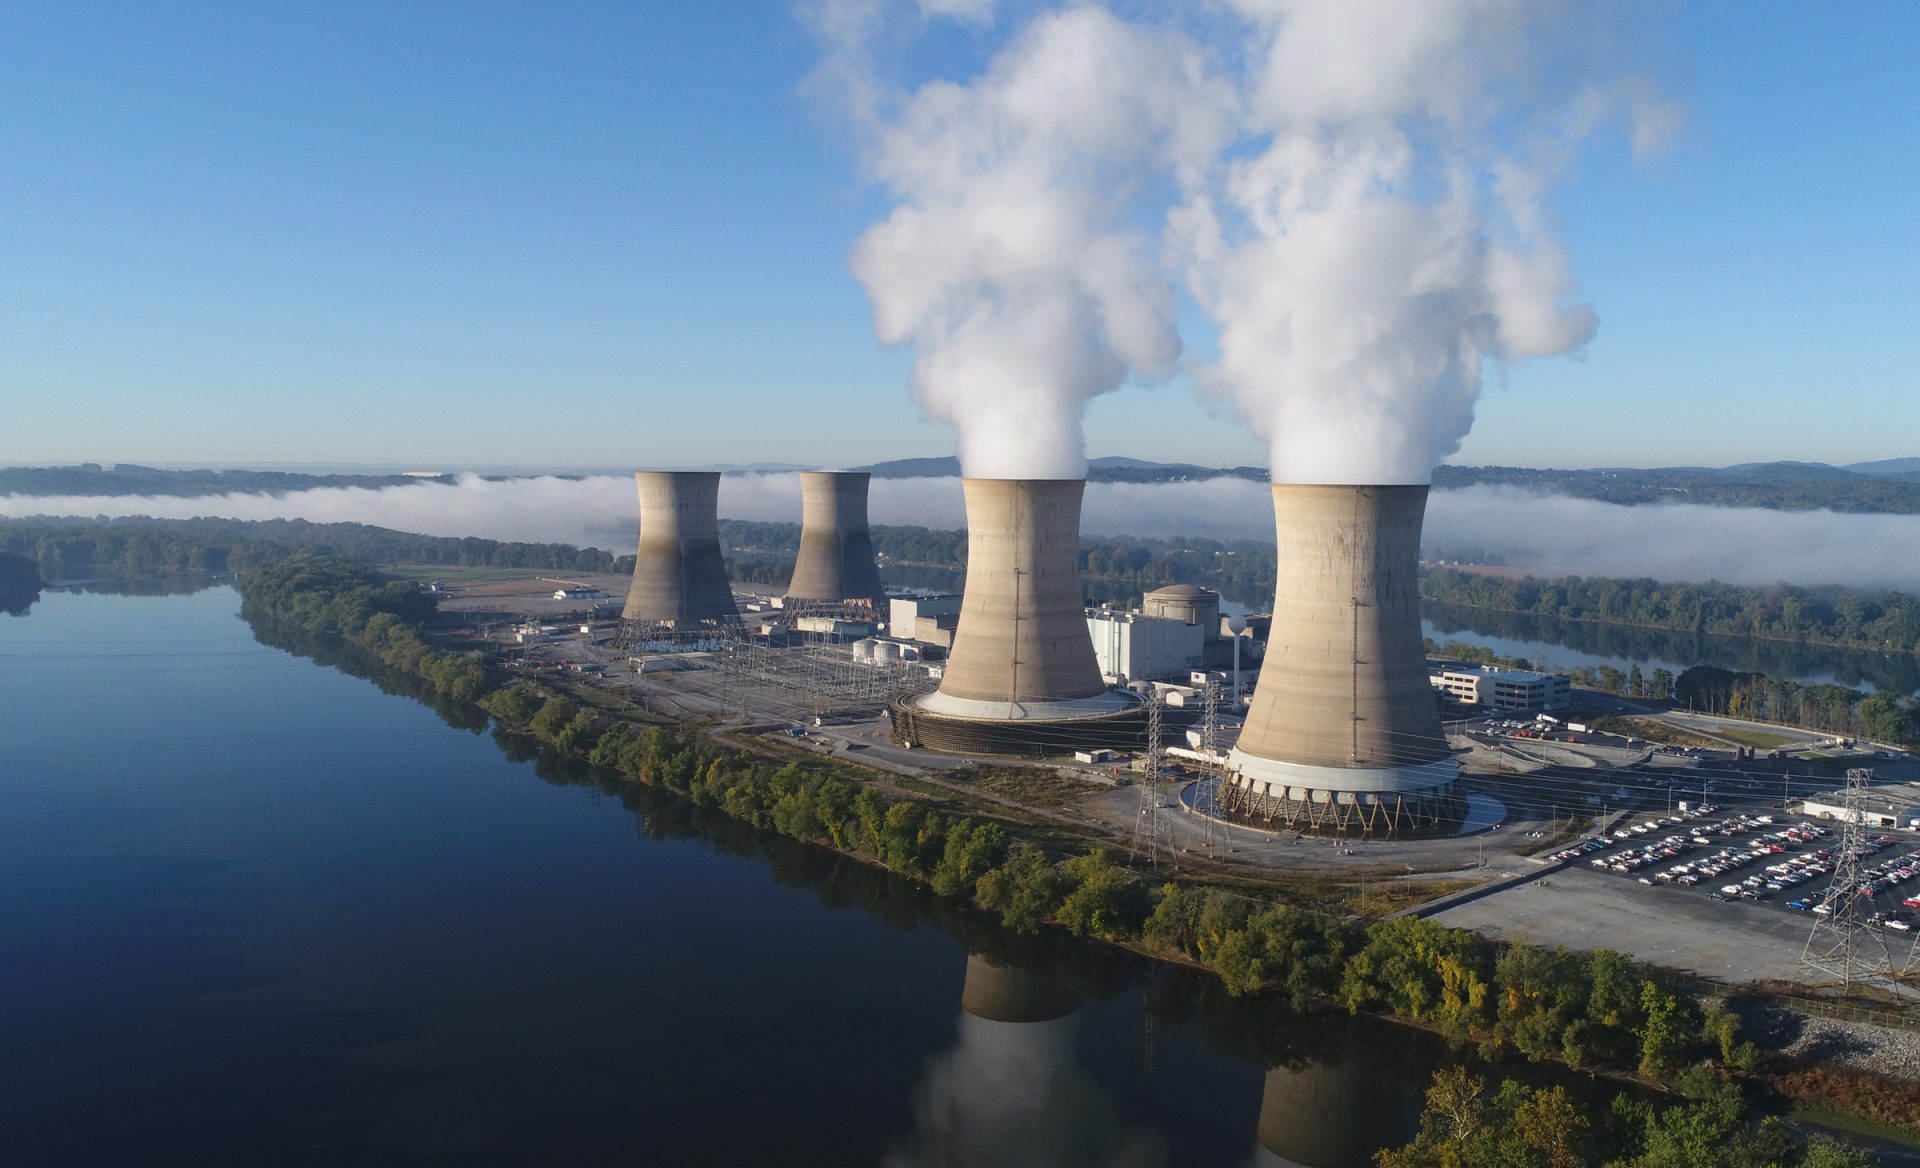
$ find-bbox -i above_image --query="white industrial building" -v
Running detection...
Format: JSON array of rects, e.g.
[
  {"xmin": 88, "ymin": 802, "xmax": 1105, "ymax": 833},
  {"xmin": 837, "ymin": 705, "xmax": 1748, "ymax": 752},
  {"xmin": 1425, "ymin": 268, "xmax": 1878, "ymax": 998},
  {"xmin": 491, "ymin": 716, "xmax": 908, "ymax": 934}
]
[
  {"xmin": 889, "ymin": 594, "xmax": 962, "ymax": 650},
  {"xmin": 1801, "ymin": 788, "xmax": 1920, "ymax": 830},
  {"xmin": 1085, "ymin": 608, "xmax": 1206, "ymax": 682},
  {"xmin": 1432, "ymin": 666, "xmax": 1571, "ymax": 711}
]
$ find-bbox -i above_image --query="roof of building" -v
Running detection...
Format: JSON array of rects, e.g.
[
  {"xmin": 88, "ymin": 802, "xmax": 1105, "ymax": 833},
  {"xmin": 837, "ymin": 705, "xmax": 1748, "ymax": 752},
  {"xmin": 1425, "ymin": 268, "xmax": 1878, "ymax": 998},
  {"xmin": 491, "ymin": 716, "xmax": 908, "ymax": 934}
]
[
  {"xmin": 1144, "ymin": 583, "xmax": 1216, "ymax": 599},
  {"xmin": 1439, "ymin": 665, "xmax": 1565, "ymax": 683}
]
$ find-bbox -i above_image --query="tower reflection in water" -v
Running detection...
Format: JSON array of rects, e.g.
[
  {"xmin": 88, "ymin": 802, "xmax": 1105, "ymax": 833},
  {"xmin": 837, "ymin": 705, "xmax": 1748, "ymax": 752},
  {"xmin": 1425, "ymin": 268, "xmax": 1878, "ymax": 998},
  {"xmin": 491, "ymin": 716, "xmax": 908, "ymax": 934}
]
[
  {"xmin": 1253, "ymin": 1047, "xmax": 1419, "ymax": 1168},
  {"xmin": 884, "ymin": 955, "xmax": 1167, "ymax": 1168}
]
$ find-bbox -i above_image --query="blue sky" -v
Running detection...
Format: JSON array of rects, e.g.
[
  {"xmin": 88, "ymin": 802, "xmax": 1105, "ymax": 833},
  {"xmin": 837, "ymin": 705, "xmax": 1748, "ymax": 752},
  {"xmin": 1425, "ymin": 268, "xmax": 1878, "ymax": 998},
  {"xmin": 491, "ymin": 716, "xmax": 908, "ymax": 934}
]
[{"xmin": 1, "ymin": 2, "xmax": 1914, "ymax": 472}]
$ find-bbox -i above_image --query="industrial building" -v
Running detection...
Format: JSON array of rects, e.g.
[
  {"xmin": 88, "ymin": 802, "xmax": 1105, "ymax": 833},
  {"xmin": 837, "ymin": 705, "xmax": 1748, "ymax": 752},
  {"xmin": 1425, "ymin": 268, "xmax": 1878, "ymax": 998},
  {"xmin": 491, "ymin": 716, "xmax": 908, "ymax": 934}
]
[
  {"xmin": 1801, "ymin": 786, "xmax": 1920, "ymax": 830},
  {"xmin": 1085, "ymin": 607, "xmax": 1206, "ymax": 682},
  {"xmin": 890, "ymin": 478, "xmax": 1146, "ymax": 755},
  {"xmin": 785, "ymin": 471, "xmax": 887, "ymax": 618},
  {"xmin": 889, "ymin": 594, "xmax": 962, "ymax": 650},
  {"xmin": 1431, "ymin": 665, "xmax": 1572, "ymax": 711},
  {"xmin": 618, "ymin": 470, "xmax": 739, "ymax": 647},
  {"xmin": 1223, "ymin": 484, "xmax": 1461, "ymax": 836}
]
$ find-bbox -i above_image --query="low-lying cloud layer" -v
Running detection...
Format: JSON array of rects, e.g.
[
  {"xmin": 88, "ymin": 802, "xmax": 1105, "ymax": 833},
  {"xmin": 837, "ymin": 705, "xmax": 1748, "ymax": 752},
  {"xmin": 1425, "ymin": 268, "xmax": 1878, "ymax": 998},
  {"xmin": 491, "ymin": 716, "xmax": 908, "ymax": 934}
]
[{"xmin": 6, "ymin": 476, "xmax": 1917, "ymax": 591}]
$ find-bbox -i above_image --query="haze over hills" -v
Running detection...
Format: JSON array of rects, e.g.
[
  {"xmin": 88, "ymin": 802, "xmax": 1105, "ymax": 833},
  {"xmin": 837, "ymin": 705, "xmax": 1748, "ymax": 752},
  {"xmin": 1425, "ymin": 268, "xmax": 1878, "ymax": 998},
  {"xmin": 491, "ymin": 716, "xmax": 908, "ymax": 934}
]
[{"xmin": 6, "ymin": 457, "xmax": 1920, "ymax": 516}]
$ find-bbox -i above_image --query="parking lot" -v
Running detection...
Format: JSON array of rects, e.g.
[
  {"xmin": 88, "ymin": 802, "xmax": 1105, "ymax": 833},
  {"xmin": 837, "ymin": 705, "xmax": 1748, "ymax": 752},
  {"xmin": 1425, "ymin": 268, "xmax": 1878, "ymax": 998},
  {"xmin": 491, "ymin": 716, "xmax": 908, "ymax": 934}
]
[
  {"xmin": 1441, "ymin": 800, "xmax": 1920, "ymax": 984},
  {"xmin": 1561, "ymin": 805, "xmax": 1920, "ymax": 934}
]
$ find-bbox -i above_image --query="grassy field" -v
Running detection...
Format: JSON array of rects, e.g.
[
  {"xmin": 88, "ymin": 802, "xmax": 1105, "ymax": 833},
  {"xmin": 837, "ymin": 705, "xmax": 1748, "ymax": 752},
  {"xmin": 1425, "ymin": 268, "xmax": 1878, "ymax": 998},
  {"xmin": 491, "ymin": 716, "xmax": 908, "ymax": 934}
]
[
  {"xmin": 1715, "ymin": 726, "xmax": 1800, "ymax": 749},
  {"xmin": 1593, "ymin": 714, "xmax": 1729, "ymax": 750}
]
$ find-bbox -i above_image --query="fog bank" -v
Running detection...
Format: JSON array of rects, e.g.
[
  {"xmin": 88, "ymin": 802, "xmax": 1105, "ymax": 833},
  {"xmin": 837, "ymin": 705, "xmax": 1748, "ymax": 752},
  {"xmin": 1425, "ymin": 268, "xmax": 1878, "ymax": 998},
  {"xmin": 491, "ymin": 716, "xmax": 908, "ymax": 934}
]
[{"xmin": 6, "ymin": 475, "xmax": 1917, "ymax": 591}]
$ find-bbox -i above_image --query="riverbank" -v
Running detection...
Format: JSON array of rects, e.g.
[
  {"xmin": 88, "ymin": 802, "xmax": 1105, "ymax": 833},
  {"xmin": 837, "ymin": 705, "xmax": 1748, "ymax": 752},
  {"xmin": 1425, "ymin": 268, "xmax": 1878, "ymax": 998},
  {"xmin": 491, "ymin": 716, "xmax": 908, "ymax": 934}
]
[{"xmin": 236, "ymin": 553, "xmax": 1920, "ymax": 1152}]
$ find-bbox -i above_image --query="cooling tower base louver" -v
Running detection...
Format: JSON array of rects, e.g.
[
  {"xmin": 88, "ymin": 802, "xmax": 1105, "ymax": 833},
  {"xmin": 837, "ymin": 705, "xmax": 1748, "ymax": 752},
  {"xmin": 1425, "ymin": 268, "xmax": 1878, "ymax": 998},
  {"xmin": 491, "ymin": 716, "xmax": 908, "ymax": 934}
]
[
  {"xmin": 614, "ymin": 616, "xmax": 742, "ymax": 653},
  {"xmin": 1218, "ymin": 768, "xmax": 1464, "ymax": 838},
  {"xmin": 888, "ymin": 692, "xmax": 1148, "ymax": 758}
]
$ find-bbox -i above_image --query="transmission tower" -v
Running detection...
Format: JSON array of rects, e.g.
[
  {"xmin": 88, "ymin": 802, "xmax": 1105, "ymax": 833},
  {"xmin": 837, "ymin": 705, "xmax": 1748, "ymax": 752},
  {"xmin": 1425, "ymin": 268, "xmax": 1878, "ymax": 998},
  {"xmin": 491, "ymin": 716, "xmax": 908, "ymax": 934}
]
[
  {"xmin": 1131, "ymin": 690, "xmax": 1173, "ymax": 867},
  {"xmin": 1196, "ymin": 680, "xmax": 1235, "ymax": 854},
  {"xmin": 1802, "ymin": 768, "xmax": 1895, "ymax": 993}
]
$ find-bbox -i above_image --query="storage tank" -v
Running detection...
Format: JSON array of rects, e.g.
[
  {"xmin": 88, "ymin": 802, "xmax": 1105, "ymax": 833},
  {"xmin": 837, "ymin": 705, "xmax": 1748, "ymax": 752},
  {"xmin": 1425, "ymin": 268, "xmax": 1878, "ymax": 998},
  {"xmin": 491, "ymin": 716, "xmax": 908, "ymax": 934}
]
[
  {"xmin": 1226, "ymin": 484, "xmax": 1458, "ymax": 835},
  {"xmin": 620, "ymin": 471, "xmax": 739, "ymax": 629}
]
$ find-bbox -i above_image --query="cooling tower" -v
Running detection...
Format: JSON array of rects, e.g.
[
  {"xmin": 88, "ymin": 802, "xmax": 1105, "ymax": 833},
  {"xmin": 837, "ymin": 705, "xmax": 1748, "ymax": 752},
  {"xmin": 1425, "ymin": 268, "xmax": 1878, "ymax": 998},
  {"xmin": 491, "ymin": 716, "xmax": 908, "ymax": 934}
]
[
  {"xmin": 1225, "ymin": 484, "xmax": 1458, "ymax": 835},
  {"xmin": 619, "ymin": 471, "xmax": 739, "ymax": 627},
  {"xmin": 784, "ymin": 471, "xmax": 886, "ymax": 612},
  {"xmin": 890, "ymin": 478, "xmax": 1144, "ymax": 755}
]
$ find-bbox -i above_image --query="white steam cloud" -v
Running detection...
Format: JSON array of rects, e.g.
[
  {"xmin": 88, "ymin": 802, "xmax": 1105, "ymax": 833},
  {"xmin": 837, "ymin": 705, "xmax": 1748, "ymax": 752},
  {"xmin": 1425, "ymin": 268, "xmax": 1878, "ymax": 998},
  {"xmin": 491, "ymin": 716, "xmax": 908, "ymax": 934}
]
[
  {"xmin": 9, "ymin": 476, "xmax": 1920, "ymax": 591},
  {"xmin": 1174, "ymin": 0, "xmax": 1677, "ymax": 484},
  {"xmin": 811, "ymin": 2, "xmax": 1677, "ymax": 486},
  {"xmin": 811, "ymin": 4, "xmax": 1227, "ymax": 479},
  {"xmin": 885, "ymin": 1011, "xmax": 1166, "ymax": 1168}
]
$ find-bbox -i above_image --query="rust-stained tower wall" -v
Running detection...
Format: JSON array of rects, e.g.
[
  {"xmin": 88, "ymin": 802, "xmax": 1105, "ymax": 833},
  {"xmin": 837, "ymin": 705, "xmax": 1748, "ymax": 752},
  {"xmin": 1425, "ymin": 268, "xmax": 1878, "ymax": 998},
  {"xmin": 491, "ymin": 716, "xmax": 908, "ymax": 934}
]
[
  {"xmin": 891, "ymin": 479, "xmax": 1142, "ymax": 754},
  {"xmin": 620, "ymin": 471, "xmax": 738, "ymax": 626},
  {"xmin": 785, "ymin": 471, "xmax": 886, "ymax": 612},
  {"xmin": 1225, "ymin": 484, "xmax": 1457, "ymax": 834}
]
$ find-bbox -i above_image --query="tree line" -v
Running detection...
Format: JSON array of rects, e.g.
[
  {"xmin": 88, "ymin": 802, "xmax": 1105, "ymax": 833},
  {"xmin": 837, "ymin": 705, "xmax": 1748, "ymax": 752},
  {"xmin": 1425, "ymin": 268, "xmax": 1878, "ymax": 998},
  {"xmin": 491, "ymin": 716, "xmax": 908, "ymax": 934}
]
[
  {"xmin": 0, "ymin": 516, "xmax": 634, "ymax": 580},
  {"xmin": 0, "ymin": 462, "xmax": 451, "ymax": 498},
  {"xmin": 1378, "ymin": 1060, "xmax": 1874, "ymax": 1168},
  {"xmin": 1421, "ymin": 568, "xmax": 1920, "ymax": 656},
  {"xmin": 237, "ymin": 555, "xmax": 487, "ymax": 705},
  {"xmin": 1432, "ymin": 463, "xmax": 1920, "ymax": 516},
  {"xmin": 477, "ymin": 675, "xmax": 1772, "ymax": 1090},
  {"xmin": 1673, "ymin": 666, "xmax": 1918, "ymax": 746}
]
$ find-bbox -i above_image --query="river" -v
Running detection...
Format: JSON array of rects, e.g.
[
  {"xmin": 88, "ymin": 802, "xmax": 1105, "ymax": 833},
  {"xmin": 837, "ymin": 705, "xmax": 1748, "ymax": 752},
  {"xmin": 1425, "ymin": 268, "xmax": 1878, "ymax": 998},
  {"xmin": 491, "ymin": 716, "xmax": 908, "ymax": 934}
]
[
  {"xmin": 1421, "ymin": 602, "xmax": 1920, "ymax": 696},
  {"xmin": 0, "ymin": 585, "xmax": 1864, "ymax": 1165}
]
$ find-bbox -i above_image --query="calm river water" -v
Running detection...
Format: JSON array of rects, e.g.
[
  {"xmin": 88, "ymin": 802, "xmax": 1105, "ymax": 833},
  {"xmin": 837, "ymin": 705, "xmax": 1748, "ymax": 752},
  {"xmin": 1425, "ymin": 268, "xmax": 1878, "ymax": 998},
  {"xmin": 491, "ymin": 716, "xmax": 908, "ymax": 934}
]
[{"xmin": 0, "ymin": 587, "xmax": 1684, "ymax": 1165}]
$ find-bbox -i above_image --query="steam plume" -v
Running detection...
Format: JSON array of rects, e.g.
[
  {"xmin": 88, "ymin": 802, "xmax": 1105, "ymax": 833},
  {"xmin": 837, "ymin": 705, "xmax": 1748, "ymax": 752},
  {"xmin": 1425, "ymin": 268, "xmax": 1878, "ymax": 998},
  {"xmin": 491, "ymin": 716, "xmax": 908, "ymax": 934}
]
[
  {"xmin": 1172, "ymin": 0, "xmax": 1678, "ymax": 484},
  {"xmin": 810, "ymin": 4, "xmax": 1226, "ymax": 479}
]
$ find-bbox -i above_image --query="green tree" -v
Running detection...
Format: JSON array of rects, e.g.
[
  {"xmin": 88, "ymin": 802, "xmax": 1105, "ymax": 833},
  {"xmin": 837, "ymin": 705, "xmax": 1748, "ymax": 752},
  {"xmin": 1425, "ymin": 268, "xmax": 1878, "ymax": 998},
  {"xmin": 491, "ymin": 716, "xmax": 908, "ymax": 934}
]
[
  {"xmin": 1636, "ymin": 981, "xmax": 1691, "ymax": 1081},
  {"xmin": 974, "ymin": 845, "xmax": 1062, "ymax": 934},
  {"xmin": 1055, "ymin": 850, "xmax": 1139, "ymax": 939}
]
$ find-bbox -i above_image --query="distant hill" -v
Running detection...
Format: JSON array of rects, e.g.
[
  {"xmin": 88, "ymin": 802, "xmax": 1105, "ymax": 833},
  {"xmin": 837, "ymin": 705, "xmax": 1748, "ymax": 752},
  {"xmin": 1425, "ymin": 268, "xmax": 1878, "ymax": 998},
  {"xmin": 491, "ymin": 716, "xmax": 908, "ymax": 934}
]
[
  {"xmin": 850, "ymin": 456, "xmax": 961, "ymax": 478},
  {"xmin": 7, "ymin": 456, "xmax": 1919, "ymax": 516},
  {"xmin": 853, "ymin": 455, "xmax": 1266, "ymax": 483},
  {"xmin": 1848, "ymin": 458, "xmax": 1920, "ymax": 477},
  {"xmin": 0, "ymin": 463, "xmax": 452, "ymax": 498}
]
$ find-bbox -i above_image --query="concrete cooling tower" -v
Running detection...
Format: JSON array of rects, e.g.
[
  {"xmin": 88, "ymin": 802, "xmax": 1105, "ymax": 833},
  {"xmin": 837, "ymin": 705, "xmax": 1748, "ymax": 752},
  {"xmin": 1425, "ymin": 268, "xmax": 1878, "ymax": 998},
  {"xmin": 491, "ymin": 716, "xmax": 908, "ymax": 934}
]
[
  {"xmin": 889, "ymin": 478, "xmax": 1144, "ymax": 756},
  {"xmin": 1224, "ymin": 484, "xmax": 1459, "ymax": 836},
  {"xmin": 785, "ymin": 471, "xmax": 887, "ymax": 614},
  {"xmin": 619, "ymin": 471, "xmax": 739, "ymax": 638}
]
